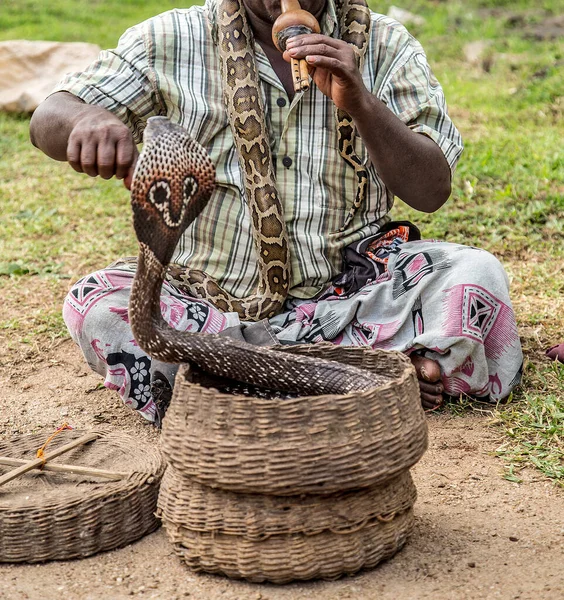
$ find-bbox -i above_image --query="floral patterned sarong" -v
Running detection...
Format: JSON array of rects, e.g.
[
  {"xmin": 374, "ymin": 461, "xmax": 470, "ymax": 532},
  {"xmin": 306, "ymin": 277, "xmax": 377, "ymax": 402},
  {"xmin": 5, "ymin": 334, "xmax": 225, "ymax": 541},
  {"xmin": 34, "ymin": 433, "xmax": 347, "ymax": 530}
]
[{"xmin": 63, "ymin": 239, "xmax": 523, "ymax": 422}]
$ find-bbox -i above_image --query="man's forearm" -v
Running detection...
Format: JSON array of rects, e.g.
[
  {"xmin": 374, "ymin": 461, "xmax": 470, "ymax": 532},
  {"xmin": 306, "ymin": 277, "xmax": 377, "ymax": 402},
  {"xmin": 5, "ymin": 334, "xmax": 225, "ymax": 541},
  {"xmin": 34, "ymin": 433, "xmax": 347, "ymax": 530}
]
[
  {"xmin": 30, "ymin": 92, "xmax": 89, "ymax": 161},
  {"xmin": 349, "ymin": 91, "xmax": 452, "ymax": 213}
]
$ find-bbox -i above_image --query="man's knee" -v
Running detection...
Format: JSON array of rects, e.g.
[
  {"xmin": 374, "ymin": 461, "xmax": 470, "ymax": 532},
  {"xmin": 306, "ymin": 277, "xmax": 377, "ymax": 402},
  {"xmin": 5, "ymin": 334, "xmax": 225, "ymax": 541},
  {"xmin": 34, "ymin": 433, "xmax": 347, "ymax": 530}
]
[
  {"xmin": 62, "ymin": 268, "xmax": 133, "ymax": 341},
  {"xmin": 453, "ymin": 247, "xmax": 510, "ymax": 289}
]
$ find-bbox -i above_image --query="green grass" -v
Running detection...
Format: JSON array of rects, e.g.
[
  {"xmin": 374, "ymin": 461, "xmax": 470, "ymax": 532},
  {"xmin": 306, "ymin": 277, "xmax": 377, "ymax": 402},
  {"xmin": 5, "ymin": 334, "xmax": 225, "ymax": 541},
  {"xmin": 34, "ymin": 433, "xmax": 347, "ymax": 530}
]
[
  {"xmin": 494, "ymin": 362, "xmax": 564, "ymax": 485},
  {"xmin": 0, "ymin": 0, "xmax": 188, "ymax": 48},
  {"xmin": 0, "ymin": 118, "xmax": 134, "ymax": 275},
  {"xmin": 1, "ymin": 0, "xmax": 563, "ymax": 482}
]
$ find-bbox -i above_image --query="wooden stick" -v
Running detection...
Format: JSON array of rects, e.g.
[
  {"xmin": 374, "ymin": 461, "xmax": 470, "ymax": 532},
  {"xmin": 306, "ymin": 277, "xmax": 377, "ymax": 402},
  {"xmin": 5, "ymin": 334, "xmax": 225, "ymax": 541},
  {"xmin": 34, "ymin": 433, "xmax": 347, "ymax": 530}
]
[
  {"xmin": 0, "ymin": 432, "xmax": 99, "ymax": 487},
  {"xmin": 0, "ymin": 457, "xmax": 127, "ymax": 481}
]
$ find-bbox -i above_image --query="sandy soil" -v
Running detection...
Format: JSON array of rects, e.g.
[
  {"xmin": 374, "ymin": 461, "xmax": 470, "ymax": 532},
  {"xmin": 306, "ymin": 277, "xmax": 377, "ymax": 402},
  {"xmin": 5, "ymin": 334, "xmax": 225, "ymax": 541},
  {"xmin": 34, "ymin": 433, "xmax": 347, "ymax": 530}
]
[{"xmin": 0, "ymin": 339, "xmax": 562, "ymax": 600}]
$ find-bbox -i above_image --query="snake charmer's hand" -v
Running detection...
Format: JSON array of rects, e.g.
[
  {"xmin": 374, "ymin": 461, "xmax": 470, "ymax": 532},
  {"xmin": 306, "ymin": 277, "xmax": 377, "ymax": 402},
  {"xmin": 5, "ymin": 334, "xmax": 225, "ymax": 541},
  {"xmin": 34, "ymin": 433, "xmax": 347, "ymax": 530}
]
[
  {"xmin": 67, "ymin": 110, "xmax": 138, "ymax": 189},
  {"xmin": 284, "ymin": 34, "xmax": 368, "ymax": 114},
  {"xmin": 282, "ymin": 33, "xmax": 451, "ymax": 214}
]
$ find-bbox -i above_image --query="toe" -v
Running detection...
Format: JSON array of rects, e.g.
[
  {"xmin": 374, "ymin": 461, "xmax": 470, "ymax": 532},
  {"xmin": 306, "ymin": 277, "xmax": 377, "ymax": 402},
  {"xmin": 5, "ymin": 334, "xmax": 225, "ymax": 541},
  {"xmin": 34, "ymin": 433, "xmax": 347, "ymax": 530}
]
[
  {"xmin": 419, "ymin": 380, "xmax": 444, "ymax": 395},
  {"xmin": 546, "ymin": 343, "xmax": 564, "ymax": 363},
  {"xmin": 411, "ymin": 353, "xmax": 441, "ymax": 382},
  {"xmin": 421, "ymin": 392, "xmax": 443, "ymax": 411},
  {"xmin": 411, "ymin": 353, "xmax": 443, "ymax": 410}
]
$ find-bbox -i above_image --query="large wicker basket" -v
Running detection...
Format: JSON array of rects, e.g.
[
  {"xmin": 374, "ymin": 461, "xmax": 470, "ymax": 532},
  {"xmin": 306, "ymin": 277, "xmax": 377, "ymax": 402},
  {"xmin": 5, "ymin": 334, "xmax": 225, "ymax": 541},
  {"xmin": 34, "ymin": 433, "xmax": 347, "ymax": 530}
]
[
  {"xmin": 0, "ymin": 430, "xmax": 165, "ymax": 563},
  {"xmin": 158, "ymin": 344, "xmax": 427, "ymax": 583},
  {"xmin": 158, "ymin": 466, "xmax": 417, "ymax": 584},
  {"xmin": 161, "ymin": 344, "xmax": 427, "ymax": 495}
]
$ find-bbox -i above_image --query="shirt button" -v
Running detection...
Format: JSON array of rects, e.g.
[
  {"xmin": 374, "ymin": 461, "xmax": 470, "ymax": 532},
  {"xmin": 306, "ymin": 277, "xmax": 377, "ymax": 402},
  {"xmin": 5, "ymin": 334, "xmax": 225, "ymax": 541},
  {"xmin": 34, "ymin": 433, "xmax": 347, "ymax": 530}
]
[
  {"xmin": 282, "ymin": 156, "xmax": 292, "ymax": 168},
  {"xmin": 277, "ymin": 97, "xmax": 287, "ymax": 107}
]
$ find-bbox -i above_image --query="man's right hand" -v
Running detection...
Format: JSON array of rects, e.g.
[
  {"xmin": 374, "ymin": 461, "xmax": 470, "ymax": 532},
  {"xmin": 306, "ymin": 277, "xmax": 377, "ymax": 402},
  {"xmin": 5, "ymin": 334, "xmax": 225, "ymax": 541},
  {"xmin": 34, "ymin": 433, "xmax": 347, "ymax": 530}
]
[
  {"xmin": 67, "ymin": 112, "xmax": 138, "ymax": 187},
  {"xmin": 30, "ymin": 91, "xmax": 138, "ymax": 189}
]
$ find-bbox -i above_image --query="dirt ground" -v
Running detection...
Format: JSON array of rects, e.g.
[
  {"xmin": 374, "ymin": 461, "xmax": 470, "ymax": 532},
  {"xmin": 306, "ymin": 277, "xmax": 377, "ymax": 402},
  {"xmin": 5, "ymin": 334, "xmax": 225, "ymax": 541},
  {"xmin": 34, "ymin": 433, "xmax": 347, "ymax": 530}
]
[{"xmin": 0, "ymin": 339, "xmax": 562, "ymax": 600}]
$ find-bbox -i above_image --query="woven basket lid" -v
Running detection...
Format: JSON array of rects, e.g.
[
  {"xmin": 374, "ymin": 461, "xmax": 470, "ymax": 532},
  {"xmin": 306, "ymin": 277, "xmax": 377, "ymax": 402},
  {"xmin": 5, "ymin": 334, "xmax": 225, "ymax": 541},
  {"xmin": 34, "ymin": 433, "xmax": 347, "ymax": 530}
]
[
  {"xmin": 159, "ymin": 467, "xmax": 415, "ymax": 584},
  {"xmin": 0, "ymin": 430, "xmax": 164, "ymax": 563},
  {"xmin": 162, "ymin": 344, "xmax": 427, "ymax": 495}
]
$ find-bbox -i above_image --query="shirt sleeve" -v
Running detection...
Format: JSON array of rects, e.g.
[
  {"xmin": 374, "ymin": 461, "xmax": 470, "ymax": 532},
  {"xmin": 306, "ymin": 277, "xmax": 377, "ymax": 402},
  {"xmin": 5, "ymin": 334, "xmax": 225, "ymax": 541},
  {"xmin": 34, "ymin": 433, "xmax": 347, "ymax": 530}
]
[
  {"xmin": 50, "ymin": 24, "xmax": 164, "ymax": 144},
  {"xmin": 376, "ymin": 34, "xmax": 464, "ymax": 174}
]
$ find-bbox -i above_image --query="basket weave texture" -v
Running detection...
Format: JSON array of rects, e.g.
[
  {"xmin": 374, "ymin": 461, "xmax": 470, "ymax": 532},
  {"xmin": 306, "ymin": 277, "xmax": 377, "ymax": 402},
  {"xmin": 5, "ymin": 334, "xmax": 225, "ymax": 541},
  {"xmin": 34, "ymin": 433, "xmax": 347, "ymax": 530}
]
[
  {"xmin": 0, "ymin": 430, "xmax": 165, "ymax": 563},
  {"xmin": 162, "ymin": 343, "xmax": 427, "ymax": 495},
  {"xmin": 158, "ymin": 466, "xmax": 416, "ymax": 539},
  {"xmin": 159, "ymin": 467, "xmax": 415, "ymax": 584},
  {"xmin": 159, "ymin": 344, "xmax": 427, "ymax": 583}
]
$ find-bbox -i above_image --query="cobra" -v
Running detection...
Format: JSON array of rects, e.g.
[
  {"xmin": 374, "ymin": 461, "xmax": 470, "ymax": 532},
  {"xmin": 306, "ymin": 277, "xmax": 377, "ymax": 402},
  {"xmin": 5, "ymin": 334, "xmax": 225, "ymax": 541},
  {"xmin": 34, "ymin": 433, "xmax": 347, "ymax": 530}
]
[
  {"xmin": 167, "ymin": 0, "xmax": 372, "ymax": 321},
  {"xmin": 128, "ymin": 116, "xmax": 380, "ymax": 396}
]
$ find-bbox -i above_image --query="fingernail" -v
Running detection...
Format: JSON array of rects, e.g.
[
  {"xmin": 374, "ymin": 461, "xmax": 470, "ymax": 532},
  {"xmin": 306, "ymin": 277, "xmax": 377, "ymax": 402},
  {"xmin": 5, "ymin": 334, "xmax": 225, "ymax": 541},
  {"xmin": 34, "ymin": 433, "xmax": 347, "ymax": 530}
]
[
  {"xmin": 306, "ymin": 55, "xmax": 316, "ymax": 63},
  {"xmin": 288, "ymin": 47, "xmax": 298, "ymax": 56}
]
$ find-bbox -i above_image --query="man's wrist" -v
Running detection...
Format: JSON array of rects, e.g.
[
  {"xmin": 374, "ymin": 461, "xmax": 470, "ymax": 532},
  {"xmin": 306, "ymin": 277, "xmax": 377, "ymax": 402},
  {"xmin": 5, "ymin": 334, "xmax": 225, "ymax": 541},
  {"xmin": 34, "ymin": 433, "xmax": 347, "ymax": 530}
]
[{"xmin": 345, "ymin": 88, "xmax": 383, "ymax": 122}]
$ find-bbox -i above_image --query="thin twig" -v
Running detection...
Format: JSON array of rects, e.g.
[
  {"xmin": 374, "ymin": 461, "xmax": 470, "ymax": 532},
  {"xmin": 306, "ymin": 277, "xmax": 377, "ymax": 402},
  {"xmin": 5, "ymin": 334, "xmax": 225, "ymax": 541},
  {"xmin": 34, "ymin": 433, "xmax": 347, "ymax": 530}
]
[
  {"xmin": 0, "ymin": 456, "xmax": 127, "ymax": 481},
  {"xmin": 0, "ymin": 433, "xmax": 99, "ymax": 486}
]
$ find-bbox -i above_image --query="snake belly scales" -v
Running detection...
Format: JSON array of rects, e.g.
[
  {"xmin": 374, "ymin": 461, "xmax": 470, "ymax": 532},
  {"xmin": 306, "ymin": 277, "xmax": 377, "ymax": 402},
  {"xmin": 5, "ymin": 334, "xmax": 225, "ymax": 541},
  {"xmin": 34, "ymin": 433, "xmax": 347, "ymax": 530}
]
[{"xmin": 128, "ymin": 0, "xmax": 378, "ymax": 397}]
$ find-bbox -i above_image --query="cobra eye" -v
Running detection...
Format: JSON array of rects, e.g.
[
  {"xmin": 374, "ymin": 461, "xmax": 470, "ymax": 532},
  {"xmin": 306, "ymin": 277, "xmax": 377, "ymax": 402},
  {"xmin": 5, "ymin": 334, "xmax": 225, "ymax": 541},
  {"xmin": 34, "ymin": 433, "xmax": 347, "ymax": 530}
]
[
  {"xmin": 148, "ymin": 180, "xmax": 171, "ymax": 206},
  {"xmin": 183, "ymin": 176, "xmax": 199, "ymax": 202}
]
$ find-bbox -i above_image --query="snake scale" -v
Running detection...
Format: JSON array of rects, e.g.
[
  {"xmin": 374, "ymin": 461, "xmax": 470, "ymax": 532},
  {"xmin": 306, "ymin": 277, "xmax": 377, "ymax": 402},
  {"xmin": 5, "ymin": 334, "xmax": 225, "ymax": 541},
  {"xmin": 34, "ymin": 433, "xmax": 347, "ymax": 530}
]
[
  {"xmin": 128, "ymin": 0, "xmax": 376, "ymax": 396},
  {"xmin": 129, "ymin": 117, "xmax": 379, "ymax": 396},
  {"xmin": 168, "ymin": 0, "xmax": 372, "ymax": 322}
]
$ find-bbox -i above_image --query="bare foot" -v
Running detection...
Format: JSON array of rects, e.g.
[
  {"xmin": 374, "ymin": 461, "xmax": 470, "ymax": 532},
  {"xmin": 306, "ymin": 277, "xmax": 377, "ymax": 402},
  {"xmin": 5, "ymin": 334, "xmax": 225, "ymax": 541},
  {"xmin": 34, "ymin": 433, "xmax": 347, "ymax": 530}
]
[
  {"xmin": 546, "ymin": 343, "xmax": 564, "ymax": 363},
  {"xmin": 410, "ymin": 353, "xmax": 444, "ymax": 411}
]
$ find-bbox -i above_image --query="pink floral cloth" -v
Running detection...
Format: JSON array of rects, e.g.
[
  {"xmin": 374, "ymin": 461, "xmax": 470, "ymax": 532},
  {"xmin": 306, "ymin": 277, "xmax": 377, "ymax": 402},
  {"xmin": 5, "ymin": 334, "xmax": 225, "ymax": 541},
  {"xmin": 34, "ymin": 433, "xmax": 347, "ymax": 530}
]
[{"xmin": 63, "ymin": 240, "xmax": 523, "ymax": 422}]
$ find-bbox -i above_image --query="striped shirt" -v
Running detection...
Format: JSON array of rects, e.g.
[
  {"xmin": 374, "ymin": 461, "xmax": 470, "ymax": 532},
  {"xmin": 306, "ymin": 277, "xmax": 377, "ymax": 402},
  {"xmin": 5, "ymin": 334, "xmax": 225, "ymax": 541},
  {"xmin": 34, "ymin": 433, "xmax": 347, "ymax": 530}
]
[{"xmin": 53, "ymin": 0, "xmax": 463, "ymax": 299}]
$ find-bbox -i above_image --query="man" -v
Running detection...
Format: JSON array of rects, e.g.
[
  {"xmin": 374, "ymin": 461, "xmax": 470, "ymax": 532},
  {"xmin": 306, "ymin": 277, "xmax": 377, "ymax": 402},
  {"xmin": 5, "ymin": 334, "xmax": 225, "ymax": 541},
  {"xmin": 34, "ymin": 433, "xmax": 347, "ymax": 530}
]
[{"xmin": 30, "ymin": 0, "xmax": 523, "ymax": 423}]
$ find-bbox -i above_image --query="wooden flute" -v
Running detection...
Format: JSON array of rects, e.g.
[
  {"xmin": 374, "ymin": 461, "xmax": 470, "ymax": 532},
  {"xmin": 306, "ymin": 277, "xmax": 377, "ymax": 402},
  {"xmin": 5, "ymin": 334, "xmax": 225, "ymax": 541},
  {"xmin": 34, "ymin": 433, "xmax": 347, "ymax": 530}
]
[{"xmin": 272, "ymin": 0, "xmax": 321, "ymax": 93}]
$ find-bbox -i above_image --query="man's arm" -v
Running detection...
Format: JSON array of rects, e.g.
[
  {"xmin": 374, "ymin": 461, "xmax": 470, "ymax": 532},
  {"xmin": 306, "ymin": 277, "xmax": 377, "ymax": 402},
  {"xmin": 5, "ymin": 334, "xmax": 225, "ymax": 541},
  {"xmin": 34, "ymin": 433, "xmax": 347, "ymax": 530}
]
[
  {"xmin": 344, "ymin": 92, "xmax": 452, "ymax": 213},
  {"xmin": 30, "ymin": 91, "xmax": 138, "ymax": 187},
  {"xmin": 285, "ymin": 35, "xmax": 452, "ymax": 213}
]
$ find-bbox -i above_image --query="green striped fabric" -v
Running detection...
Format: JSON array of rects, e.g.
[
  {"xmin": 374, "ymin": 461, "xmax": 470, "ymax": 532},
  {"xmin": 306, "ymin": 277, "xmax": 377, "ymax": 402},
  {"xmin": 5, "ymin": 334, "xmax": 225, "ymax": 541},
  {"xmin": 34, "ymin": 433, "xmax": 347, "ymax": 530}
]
[{"xmin": 53, "ymin": 0, "xmax": 463, "ymax": 299}]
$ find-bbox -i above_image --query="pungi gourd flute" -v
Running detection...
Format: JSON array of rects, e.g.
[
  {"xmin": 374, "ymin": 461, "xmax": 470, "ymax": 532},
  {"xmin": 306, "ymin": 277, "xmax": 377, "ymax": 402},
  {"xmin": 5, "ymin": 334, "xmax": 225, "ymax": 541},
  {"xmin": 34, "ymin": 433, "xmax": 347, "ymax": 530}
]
[{"xmin": 272, "ymin": 0, "xmax": 321, "ymax": 92}]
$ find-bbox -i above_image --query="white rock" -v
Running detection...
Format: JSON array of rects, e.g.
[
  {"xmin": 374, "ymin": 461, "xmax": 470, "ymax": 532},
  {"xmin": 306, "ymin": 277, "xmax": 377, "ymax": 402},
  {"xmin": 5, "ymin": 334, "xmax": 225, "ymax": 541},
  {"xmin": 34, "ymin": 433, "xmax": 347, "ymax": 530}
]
[
  {"xmin": 463, "ymin": 40, "xmax": 492, "ymax": 65},
  {"xmin": 0, "ymin": 40, "xmax": 100, "ymax": 113},
  {"xmin": 387, "ymin": 6, "xmax": 426, "ymax": 27}
]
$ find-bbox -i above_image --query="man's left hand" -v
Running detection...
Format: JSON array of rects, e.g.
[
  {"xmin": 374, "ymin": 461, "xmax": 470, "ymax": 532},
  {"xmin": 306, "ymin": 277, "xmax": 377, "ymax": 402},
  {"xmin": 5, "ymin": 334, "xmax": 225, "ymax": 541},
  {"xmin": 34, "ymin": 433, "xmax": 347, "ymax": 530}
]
[{"xmin": 284, "ymin": 34, "xmax": 366, "ymax": 114}]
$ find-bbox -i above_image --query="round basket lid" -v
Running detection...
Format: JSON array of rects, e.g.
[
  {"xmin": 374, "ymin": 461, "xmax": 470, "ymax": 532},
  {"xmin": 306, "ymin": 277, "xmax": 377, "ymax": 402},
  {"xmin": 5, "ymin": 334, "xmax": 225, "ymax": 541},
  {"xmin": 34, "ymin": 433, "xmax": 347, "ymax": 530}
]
[{"xmin": 0, "ymin": 429, "xmax": 165, "ymax": 563}]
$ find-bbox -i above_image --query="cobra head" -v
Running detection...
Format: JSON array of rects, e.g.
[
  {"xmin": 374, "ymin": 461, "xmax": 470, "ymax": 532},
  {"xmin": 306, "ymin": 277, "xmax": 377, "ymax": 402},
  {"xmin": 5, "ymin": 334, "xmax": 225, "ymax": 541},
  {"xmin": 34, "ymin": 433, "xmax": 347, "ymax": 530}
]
[{"xmin": 130, "ymin": 117, "xmax": 216, "ymax": 266}]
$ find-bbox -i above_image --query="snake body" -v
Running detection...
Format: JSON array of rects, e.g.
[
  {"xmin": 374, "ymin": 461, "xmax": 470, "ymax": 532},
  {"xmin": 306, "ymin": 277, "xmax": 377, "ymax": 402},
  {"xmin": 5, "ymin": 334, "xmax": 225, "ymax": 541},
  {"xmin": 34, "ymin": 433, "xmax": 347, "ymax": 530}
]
[
  {"xmin": 128, "ymin": 2, "xmax": 376, "ymax": 394},
  {"xmin": 168, "ymin": 0, "xmax": 371, "ymax": 321},
  {"xmin": 129, "ymin": 117, "xmax": 378, "ymax": 396}
]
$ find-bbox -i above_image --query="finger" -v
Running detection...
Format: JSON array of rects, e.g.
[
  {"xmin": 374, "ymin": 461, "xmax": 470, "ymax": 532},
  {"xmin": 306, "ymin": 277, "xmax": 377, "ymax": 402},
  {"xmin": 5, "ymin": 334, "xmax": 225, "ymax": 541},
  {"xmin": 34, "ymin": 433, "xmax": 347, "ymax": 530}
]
[
  {"xmin": 67, "ymin": 137, "xmax": 84, "ymax": 174},
  {"xmin": 286, "ymin": 34, "xmax": 346, "ymax": 51},
  {"xmin": 97, "ymin": 139, "xmax": 117, "ymax": 180},
  {"xmin": 115, "ymin": 136, "xmax": 137, "ymax": 180},
  {"xmin": 123, "ymin": 160, "xmax": 137, "ymax": 190},
  {"xmin": 287, "ymin": 43, "xmax": 344, "ymax": 62},
  {"xmin": 80, "ymin": 142, "xmax": 99, "ymax": 178},
  {"xmin": 304, "ymin": 54, "xmax": 355, "ymax": 80}
]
